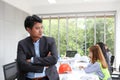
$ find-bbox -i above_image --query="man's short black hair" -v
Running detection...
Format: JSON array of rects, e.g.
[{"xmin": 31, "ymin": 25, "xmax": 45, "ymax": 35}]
[{"xmin": 24, "ymin": 15, "xmax": 42, "ymax": 29}]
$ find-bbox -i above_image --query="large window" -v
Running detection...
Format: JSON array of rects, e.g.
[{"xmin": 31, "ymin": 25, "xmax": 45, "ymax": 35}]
[{"xmin": 42, "ymin": 12, "xmax": 115, "ymax": 57}]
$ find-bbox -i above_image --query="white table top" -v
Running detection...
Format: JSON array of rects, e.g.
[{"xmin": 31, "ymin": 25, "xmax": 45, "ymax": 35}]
[
  {"xmin": 57, "ymin": 57, "xmax": 99, "ymax": 80},
  {"xmin": 59, "ymin": 69, "xmax": 99, "ymax": 80}
]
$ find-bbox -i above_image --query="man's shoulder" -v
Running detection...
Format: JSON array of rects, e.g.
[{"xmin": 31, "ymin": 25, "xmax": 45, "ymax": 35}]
[
  {"xmin": 42, "ymin": 36, "xmax": 55, "ymax": 44},
  {"xmin": 18, "ymin": 37, "xmax": 31, "ymax": 44},
  {"xmin": 43, "ymin": 36, "xmax": 55, "ymax": 41}
]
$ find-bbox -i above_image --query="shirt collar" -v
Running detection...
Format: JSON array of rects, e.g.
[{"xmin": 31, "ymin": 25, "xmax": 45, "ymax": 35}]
[{"xmin": 33, "ymin": 39, "xmax": 40, "ymax": 44}]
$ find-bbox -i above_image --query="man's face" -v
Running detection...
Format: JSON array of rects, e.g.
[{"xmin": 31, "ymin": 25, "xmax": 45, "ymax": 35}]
[{"xmin": 27, "ymin": 22, "xmax": 43, "ymax": 38}]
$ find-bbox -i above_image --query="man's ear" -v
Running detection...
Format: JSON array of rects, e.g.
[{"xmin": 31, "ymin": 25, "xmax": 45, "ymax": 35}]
[{"xmin": 26, "ymin": 28, "xmax": 31, "ymax": 33}]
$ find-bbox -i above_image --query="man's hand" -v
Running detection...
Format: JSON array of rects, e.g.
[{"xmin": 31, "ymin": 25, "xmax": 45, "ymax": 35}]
[
  {"xmin": 26, "ymin": 52, "xmax": 51, "ymax": 65},
  {"xmin": 45, "ymin": 52, "xmax": 51, "ymax": 68},
  {"xmin": 79, "ymin": 66, "xmax": 85, "ymax": 70},
  {"xmin": 47, "ymin": 52, "xmax": 51, "ymax": 56},
  {"xmin": 26, "ymin": 59, "xmax": 31, "ymax": 63}
]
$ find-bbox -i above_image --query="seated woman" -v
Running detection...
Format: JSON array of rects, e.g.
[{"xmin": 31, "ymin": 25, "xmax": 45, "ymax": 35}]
[
  {"xmin": 79, "ymin": 45, "xmax": 111, "ymax": 80},
  {"xmin": 97, "ymin": 42, "xmax": 112, "ymax": 74}
]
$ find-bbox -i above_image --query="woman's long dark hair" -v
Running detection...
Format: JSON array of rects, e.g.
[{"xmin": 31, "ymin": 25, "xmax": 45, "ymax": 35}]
[{"xmin": 96, "ymin": 42, "xmax": 109, "ymax": 65}]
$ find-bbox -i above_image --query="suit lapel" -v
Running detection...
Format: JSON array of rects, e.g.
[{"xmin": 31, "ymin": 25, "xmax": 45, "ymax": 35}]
[
  {"xmin": 39, "ymin": 37, "xmax": 44, "ymax": 57},
  {"xmin": 28, "ymin": 37, "xmax": 36, "ymax": 56},
  {"xmin": 30, "ymin": 43, "xmax": 35, "ymax": 57},
  {"xmin": 40, "ymin": 36, "xmax": 47, "ymax": 57}
]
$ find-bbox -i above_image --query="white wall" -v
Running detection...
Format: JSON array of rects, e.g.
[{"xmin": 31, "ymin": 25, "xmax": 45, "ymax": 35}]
[
  {"xmin": 0, "ymin": 1, "xmax": 29, "ymax": 79},
  {"xmin": 115, "ymin": 9, "xmax": 120, "ymax": 69}
]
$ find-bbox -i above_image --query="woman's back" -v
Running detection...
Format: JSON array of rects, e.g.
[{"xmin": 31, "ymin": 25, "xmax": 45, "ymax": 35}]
[{"xmin": 85, "ymin": 61, "xmax": 111, "ymax": 80}]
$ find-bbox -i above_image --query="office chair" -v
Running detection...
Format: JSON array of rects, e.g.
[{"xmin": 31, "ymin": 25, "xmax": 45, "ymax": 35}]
[
  {"xmin": 66, "ymin": 50, "xmax": 77, "ymax": 57},
  {"xmin": 111, "ymin": 56, "xmax": 115, "ymax": 66},
  {"xmin": 111, "ymin": 56, "xmax": 115, "ymax": 73},
  {"xmin": 3, "ymin": 62, "xmax": 18, "ymax": 80},
  {"xmin": 111, "ymin": 65, "xmax": 120, "ymax": 80}
]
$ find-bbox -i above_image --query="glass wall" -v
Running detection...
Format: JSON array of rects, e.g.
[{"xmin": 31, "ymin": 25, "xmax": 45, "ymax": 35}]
[{"xmin": 42, "ymin": 12, "xmax": 115, "ymax": 57}]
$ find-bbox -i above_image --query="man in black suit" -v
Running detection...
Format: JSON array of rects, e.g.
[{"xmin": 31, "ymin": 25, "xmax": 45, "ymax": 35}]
[{"xmin": 17, "ymin": 15, "xmax": 59, "ymax": 80}]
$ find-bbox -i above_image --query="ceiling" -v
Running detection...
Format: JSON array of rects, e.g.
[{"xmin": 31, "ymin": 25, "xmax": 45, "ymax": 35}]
[{"xmin": 2, "ymin": 0, "xmax": 120, "ymax": 15}]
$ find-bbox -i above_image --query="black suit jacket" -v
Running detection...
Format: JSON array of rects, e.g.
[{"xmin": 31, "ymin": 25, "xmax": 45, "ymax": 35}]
[{"xmin": 17, "ymin": 36, "xmax": 59, "ymax": 80}]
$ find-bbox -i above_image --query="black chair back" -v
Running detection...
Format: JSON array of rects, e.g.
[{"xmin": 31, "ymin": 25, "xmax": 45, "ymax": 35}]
[
  {"xmin": 111, "ymin": 56, "xmax": 115, "ymax": 66},
  {"xmin": 3, "ymin": 62, "xmax": 18, "ymax": 80},
  {"xmin": 66, "ymin": 50, "xmax": 77, "ymax": 57}
]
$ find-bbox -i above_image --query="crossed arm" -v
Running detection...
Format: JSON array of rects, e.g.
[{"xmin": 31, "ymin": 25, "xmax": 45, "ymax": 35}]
[{"xmin": 17, "ymin": 38, "xmax": 58, "ymax": 73}]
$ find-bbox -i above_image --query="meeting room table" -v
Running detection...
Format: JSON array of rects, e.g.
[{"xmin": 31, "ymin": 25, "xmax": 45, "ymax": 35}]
[{"xmin": 56, "ymin": 57, "xmax": 100, "ymax": 80}]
